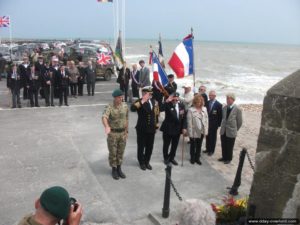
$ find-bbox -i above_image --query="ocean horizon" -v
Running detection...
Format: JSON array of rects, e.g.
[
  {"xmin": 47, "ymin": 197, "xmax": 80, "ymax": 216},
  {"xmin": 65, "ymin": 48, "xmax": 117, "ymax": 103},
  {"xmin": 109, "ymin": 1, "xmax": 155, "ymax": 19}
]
[{"xmin": 1, "ymin": 37, "xmax": 300, "ymax": 104}]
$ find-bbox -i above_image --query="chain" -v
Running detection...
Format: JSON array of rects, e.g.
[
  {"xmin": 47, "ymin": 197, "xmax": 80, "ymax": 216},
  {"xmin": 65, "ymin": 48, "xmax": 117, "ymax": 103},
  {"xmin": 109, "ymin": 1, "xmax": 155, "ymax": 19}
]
[
  {"xmin": 166, "ymin": 170, "xmax": 183, "ymax": 201},
  {"xmin": 245, "ymin": 149, "xmax": 255, "ymax": 172}
]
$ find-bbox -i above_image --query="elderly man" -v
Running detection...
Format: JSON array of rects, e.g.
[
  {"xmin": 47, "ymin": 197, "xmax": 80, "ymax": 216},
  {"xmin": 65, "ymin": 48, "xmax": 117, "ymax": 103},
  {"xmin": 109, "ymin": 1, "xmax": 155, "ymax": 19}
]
[
  {"xmin": 219, "ymin": 93, "xmax": 243, "ymax": 164},
  {"xmin": 18, "ymin": 186, "xmax": 82, "ymax": 225},
  {"xmin": 138, "ymin": 60, "xmax": 150, "ymax": 89},
  {"xmin": 179, "ymin": 84, "xmax": 194, "ymax": 110},
  {"xmin": 131, "ymin": 86, "xmax": 160, "ymax": 170},
  {"xmin": 204, "ymin": 90, "xmax": 223, "ymax": 156},
  {"xmin": 160, "ymin": 92, "xmax": 187, "ymax": 165},
  {"xmin": 102, "ymin": 89, "xmax": 129, "ymax": 179}
]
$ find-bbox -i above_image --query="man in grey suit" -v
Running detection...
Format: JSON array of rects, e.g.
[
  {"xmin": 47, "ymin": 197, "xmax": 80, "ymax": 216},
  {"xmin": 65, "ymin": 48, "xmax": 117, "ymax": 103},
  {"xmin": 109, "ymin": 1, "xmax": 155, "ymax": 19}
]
[
  {"xmin": 138, "ymin": 60, "xmax": 150, "ymax": 90},
  {"xmin": 219, "ymin": 93, "xmax": 242, "ymax": 164}
]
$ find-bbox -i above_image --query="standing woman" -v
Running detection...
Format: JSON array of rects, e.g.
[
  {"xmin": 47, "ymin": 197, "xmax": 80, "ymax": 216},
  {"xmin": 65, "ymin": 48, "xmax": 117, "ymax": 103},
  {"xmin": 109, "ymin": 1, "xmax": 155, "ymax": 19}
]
[
  {"xmin": 68, "ymin": 60, "xmax": 79, "ymax": 97},
  {"xmin": 187, "ymin": 95, "xmax": 208, "ymax": 165}
]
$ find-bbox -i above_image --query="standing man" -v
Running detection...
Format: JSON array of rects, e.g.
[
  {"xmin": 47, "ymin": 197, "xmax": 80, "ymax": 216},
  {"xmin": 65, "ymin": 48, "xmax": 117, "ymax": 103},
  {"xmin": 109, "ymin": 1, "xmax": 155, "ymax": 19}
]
[
  {"xmin": 205, "ymin": 90, "xmax": 223, "ymax": 156},
  {"xmin": 219, "ymin": 93, "xmax": 243, "ymax": 164},
  {"xmin": 77, "ymin": 61, "xmax": 86, "ymax": 96},
  {"xmin": 85, "ymin": 60, "xmax": 96, "ymax": 96},
  {"xmin": 198, "ymin": 85, "xmax": 208, "ymax": 107},
  {"xmin": 131, "ymin": 86, "xmax": 160, "ymax": 170},
  {"xmin": 57, "ymin": 65, "xmax": 69, "ymax": 106},
  {"xmin": 7, "ymin": 63, "xmax": 22, "ymax": 108},
  {"xmin": 138, "ymin": 60, "xmax": 150, "ymax": 93},
  {"xmin": 131, "ymin": 63, "xmax": 140, "ymax": 99},
  {"xmin": 102, "ymin": 89, "xmax": 129, "ymax": 180},
  {"xmin": 160, "ymin": 92, "xmax": 187, "ymax": 165},
  {"xmin": 19, "ymin": 56, "xmax": 31, "ymax": 100},
  {"xmin": 179, "ymin": 84, "xmax": 194, "ymax": 110},
  {"xmin": 27, "ymin": 65, "xmax": 40, "ymax": 107},
  {"xmin": 0, "ymin": 53, "xmax": 7, "ymax": 81},
  {"xmin": 117, "ymin": 61, "xmax": 131, "ymax": 102},
  {"xmin": 49, "ymin": 57, "xmax": 60, "ymax": 106},
  {"xmin": 164, "ymin": 74, "xmax": 177, "ymax": 95}
]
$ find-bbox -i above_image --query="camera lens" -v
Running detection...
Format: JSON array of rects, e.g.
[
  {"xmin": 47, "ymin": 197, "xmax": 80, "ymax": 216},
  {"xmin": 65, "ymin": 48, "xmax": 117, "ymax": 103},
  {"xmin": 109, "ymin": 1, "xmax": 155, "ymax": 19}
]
[{"xmin": 69, "ymin": 197, "xmax": 78, "ymax": 211}]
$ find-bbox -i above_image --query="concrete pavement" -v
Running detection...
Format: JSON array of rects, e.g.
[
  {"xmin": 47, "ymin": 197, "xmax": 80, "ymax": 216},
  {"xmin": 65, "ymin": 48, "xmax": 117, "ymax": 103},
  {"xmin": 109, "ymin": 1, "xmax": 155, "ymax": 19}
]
[{"xmin": 0, "ymin": 78, "xmax": 240, "ymax": 225}]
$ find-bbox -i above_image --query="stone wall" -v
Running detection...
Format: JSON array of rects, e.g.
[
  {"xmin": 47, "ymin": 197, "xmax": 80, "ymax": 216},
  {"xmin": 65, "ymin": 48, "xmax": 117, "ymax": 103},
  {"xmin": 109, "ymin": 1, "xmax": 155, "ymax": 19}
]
[{"xmin": 248, "ymin": 70, "xmax": 300, "ymax": 218}]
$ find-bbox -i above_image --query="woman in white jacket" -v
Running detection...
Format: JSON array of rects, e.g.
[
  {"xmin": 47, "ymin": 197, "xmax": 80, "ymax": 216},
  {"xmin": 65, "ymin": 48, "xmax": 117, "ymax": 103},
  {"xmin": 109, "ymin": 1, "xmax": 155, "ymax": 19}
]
[{"xmin": 187, "ymin": 94, "xmax": 208, "ymax": 165}]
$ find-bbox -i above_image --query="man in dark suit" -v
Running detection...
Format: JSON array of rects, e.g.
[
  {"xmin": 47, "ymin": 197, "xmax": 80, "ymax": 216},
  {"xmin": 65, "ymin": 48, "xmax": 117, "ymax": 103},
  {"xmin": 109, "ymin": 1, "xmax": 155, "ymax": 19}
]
[
  {"xmin": 117, "ymin": 61, "xmax": 131, "ymax": 102},
  {"xmin": 131, "ymin": 86, "xmax": 160, "ymax": 170},
  {"xmin": 57, "ymin": 65, "xmax": 70, "ymax": 106},
  {"xmin": 164, "ymin": 74, "xmax": 177, "ymax": 95},
  {"xmin": 160, "ymin": 92, "xmax": 187, "ymax": 165},
  {"xmin": 219, "ymin": 93, "xmax": 243, "ymax": 164},
  {"xmin": 19, "ymin": 56, "xmax": 31, "ymax": 100},
  {"xmin": 85, "ymin": 60, "xmax": 96, "ymax": 96},
  {"xmin": 49, "ymin": 58, "xmax": 60, "ymax": 106},
  {"xmin": 199, "ymin": 85, "xmax": 208, "ymax": 107},
  {"xmin": 27, "ymin": 65, "xmax": 41, "ymax": 107},
  {"xmin": 205, "ymin": 90, "xmax": 223, "ymax": 156},
  {"xmin": 7, "ymin": 63, "xmax": 22, "ymax": 108},
  {"xmin": 131, "ymin": 64, "xmax": 140, "ymax": 98},
  {"xmin": 138, "ymin": 60, "xmax": 151, "ymax": 89}
]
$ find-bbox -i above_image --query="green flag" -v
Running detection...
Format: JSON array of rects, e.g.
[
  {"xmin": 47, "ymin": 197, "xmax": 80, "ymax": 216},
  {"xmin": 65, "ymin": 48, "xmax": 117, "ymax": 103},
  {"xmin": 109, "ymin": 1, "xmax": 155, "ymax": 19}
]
[{"xmin": 114, "ymin": 34, "xmax": 124, "ymax": 67}]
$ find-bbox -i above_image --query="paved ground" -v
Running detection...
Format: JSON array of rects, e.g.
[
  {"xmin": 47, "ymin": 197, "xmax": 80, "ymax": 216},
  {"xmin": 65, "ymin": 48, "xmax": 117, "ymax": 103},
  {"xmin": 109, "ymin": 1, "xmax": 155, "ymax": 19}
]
[{"xmin": 0, "ymin": 78, "xmax": 250, "ymax": 225}]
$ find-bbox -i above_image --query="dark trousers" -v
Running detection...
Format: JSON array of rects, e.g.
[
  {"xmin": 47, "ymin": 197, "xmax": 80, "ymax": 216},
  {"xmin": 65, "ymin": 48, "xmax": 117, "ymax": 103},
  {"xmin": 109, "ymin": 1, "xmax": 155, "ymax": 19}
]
[
  {"xmin": 162, "ymin": 133, "xmax": 180, "ymax": 161},
  {"xmin": 23, "ymin": 85, "xmax": 28, "ymax": 100},
  {"xmin": 78, "ymin": 82, "xmax": 84, "ymax": 96},
  {"xmin": 221, "ymin": 134, "xmax": 236, "ymax": 161},
  {"xmin": 136, "ymin": 131, "xmax": 155, "ymax": 165},
  {"xmin": 206, "ymin": 127, "xmax": 218, "ymax": 154},
  {"xmin": 190, "ymin": 135, "xmax": 204, "ymax": 162},
  {"xmin": 29, "ymin": 88, "xmax": 39, "ymax": 107},
  {"xmin": 120, "ymin": 84, "xmax": 128, "ymax": 102},
  {"xmin": 11, "ymin": 88, "xmax": 21, "ymax": 108},
  {"xmin": 43, "ymin": 86, "xmax": 50, "ymax": 106},
  {"xmin": 87, "ymin": 82, "xmax": 95, "ymax": 95},
  {"xmin": 70, "ymin": 83, "xmax": 77, "ymax": 96},
  {"xmin": 59, "ymin": 86, "xmax": 68, "ymax": 105}
]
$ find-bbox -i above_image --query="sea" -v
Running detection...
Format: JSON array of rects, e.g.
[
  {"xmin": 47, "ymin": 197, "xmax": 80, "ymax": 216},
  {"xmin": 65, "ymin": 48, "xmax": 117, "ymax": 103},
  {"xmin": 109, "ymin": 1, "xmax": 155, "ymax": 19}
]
[{"xmin": 122, "ymin": 39, "xmax": 300, "ymax": 104}]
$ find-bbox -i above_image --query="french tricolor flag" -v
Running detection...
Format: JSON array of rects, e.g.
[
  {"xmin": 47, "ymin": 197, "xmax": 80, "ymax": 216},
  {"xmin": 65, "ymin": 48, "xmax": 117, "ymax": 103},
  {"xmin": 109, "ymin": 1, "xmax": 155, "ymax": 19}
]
[
  {"xmin": 168, "ymin": 35, "xmax": 194, "ymax": 78},
  {"xmin": 152, "ymin": 51, "xmax": 168, "ymax": 86}
]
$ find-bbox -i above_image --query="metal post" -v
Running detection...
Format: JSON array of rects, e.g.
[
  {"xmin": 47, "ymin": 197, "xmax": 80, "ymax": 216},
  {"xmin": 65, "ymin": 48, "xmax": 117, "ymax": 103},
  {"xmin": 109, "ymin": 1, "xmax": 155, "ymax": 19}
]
[
  {"xmin": 229, "ymin": 148, "xmax": 247, "ymax": 196},
  {"xmin": 162, "ymin": 164, "xmax": 172, "ymax": 218}
]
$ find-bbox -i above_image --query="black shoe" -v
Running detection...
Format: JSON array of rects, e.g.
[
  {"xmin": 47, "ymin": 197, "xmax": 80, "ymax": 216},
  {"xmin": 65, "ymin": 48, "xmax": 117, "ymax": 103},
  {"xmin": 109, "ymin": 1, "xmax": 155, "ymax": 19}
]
[
  {"xmin": 65, "ymin": 104, "xmax": 69, "ymax": 106},
  {"xmin": 195, "ymin": 160, "xmax": 202, "ymax": 165},
  {"xmin": 88, "ymin": 93, "xmax": 91, "ymax": 96},
  {"xmin": 117, "ymin": 165, "xmax": 126, "ymax": 178},
  {"xmin": 12, "ymin": 106, "xmax": 16, "ymax": 109},
  {"xmin": 140, "ymin": 164, "xmax": 146, "ymax": 170},
  {"xmin": 218, "ymin": 158, "xmax": 224, "ymax": 162},
  {"xmin": 35, "ymin": 105, "xmax": 40, "ymax": 107},
  {"xmin": 51, "ymin": 104, "xmax": 55, "ymax": 107},
  {"xmin": 112, "ymin": 167, "xmax": 119, "ymax": 180},
  {"xmin": 190, "ymin": 159, "xmax": 195, "ymax": 164},
  {"xmin": 145, "ymin": 164, "xmax": 152, "ymax": 170},
  {"xmin": 224, "ymin": 160, "xmax": 231, "ymax": 164},
  {"xmin": 18, "ymin": 105, "xmax": 22, "ymax": 108},
  {"xmin": 170, "ymin": 159, "xmax": 178, "ymax": 166},
  {"xmin": 203, "ymin": 150, "xmax": 208, "ymax": 153}
]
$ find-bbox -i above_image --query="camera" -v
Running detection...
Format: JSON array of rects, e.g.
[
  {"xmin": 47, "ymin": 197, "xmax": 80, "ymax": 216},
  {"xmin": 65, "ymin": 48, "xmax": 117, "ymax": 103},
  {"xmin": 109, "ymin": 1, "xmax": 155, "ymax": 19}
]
[{"xmin": 69, "ymin": 197, "xmax": 78, "ymax": 211}]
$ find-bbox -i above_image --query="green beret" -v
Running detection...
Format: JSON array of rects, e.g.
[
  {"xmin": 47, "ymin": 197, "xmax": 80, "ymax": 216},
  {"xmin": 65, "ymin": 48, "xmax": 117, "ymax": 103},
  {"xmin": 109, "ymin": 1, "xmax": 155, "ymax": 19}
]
[
  {"xmin": 40, "ymin": 186, "xmax": 71, "ymax": 220},
  {"xmin": 112, "ymin": 89, "xmax": 123, "ymax": 97}
]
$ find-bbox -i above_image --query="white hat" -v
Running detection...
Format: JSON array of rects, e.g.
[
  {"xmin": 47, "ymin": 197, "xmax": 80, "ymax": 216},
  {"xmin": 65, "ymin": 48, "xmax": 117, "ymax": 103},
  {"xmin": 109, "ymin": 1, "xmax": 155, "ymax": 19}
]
[{"xmin": 182, "ymin": 83, "xmax": 192, "ymax": 88}]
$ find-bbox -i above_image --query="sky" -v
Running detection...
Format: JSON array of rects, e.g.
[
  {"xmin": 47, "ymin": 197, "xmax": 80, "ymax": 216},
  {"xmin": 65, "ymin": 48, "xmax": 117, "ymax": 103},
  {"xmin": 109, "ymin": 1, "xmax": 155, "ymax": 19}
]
[{"xmin": 0, "ymin": 0, "xmax": 300, "ymax": 45}]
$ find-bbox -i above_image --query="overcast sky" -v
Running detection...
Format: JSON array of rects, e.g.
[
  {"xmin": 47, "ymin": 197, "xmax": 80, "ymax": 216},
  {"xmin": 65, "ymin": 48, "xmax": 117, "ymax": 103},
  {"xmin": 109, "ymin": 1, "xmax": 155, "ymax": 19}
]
[{"xmin": 1, "ymin": 0, "xmax": 300, "ymax": 45}]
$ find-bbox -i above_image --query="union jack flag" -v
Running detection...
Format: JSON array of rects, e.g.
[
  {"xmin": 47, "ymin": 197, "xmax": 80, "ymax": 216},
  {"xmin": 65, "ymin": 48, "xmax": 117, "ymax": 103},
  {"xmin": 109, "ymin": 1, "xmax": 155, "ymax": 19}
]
[
  {"xmin": 0, "ymin": 16, "xmax": 10, "ymax": 28},
  {"xmin": 97, "ymin": 53, "xmax": 111, "ymax": 65}
]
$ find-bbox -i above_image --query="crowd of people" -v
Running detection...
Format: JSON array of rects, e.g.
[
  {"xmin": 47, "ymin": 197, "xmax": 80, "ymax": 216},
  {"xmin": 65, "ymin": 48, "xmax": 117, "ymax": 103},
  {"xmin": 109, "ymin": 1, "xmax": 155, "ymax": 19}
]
[{"xmin": 103, "ymin": 60, "xmax": 243, "ymax": 180}]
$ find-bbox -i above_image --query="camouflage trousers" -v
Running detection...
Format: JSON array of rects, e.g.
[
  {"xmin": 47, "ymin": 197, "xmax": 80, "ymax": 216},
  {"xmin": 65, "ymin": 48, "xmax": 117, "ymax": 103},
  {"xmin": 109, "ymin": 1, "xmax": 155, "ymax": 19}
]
[{"xmin": 107, "ymin": 132, "xmax": 127, "ymax": 167}]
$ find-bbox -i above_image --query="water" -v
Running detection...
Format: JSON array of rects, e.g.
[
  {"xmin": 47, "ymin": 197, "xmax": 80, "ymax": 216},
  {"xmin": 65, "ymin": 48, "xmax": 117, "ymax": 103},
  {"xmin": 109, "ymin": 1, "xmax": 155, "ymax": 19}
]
[{"xmin": 124, "ymin": 39, "xmax": 300, "ymax": 104}]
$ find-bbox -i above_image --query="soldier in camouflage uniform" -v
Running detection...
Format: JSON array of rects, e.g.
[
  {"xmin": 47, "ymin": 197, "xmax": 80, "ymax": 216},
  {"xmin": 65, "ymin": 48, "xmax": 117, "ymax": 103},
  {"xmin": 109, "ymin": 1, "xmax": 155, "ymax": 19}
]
[{"xmin": 102, "ymin": 89, "xmax": 129, "ymax": 180}]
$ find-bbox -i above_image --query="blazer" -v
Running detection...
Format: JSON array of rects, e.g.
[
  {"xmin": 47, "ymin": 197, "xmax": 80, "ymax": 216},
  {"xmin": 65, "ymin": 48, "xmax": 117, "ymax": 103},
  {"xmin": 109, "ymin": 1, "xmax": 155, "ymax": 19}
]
[
  {"xmin": 139, "ymin": 67, "xmax": 150, "ymax": 87},
  {"xmin": 220, "ymin": 105, "xmax": 243, "ymax": 138},
  {"xmin": 187, "ymin": 106, "xmax": 209, "ymax": 138},
  {"xmin": 207, "ymin": 100, "xmax": 223, "ymax": 130},
  {"xmin": 160, "ymin": 101, "xmax": 187, "ymax": 136},
  {"xmin": 131, "ymin": 98, "xmax": 159, "ymax": 133},
  {"xmin": 85, "ymin": 66, "xmax": 96, "ymax": 83}
]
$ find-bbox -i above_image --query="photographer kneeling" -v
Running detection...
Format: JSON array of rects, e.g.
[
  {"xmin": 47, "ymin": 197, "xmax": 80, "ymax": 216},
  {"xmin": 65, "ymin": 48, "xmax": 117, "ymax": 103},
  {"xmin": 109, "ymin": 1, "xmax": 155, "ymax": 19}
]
[{"xmin": 18, "ymin": 186, "xmax": 82, "ymax": 225}]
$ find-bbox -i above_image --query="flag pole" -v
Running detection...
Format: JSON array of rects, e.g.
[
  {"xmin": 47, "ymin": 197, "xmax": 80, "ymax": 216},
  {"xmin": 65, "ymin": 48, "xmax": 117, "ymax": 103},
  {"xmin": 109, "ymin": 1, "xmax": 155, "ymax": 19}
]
[
  {"xmin": 9, "ymin": 15, "xmax": 13, "ymax": 61},
  {"xmin": 191, "ymin": 27, "xmax": 195, "ymax": 89}
]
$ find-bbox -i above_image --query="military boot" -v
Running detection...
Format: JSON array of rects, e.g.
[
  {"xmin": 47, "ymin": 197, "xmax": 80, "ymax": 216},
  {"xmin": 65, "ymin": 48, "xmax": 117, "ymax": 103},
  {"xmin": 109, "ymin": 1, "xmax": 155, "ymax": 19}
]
[
  {"xmin": 117, "ymin": 165, "xmax": 126, "ymax": 179},
  {"xmin": 112, "ymin": 167, "xmax": 119, "ymax": 180}
]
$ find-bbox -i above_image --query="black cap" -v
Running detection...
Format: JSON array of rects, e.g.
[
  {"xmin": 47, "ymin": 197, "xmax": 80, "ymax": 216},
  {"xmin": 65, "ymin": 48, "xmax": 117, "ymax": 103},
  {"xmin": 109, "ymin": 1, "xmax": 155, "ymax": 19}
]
[{"xmin": 167, "ymin": 74, "xmax": 174, "ymax": 78}]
